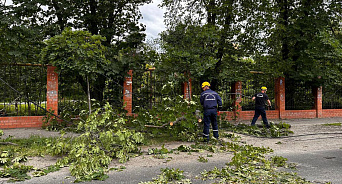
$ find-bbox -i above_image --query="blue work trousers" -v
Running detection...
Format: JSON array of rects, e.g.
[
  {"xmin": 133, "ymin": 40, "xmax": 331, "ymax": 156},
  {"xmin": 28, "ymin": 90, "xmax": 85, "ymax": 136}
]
[
  {"xmin": 251, "ymin": 106, "xmax": 269, "ymax": 126},
  {"xmin": 203, "ymin": 109, "xmax": 219, "ymax": 141}
]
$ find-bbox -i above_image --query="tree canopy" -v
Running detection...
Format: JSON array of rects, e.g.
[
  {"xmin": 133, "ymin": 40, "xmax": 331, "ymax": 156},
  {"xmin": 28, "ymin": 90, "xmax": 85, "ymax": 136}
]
[
  {"xmin": 160, "ymin": 0, "xmax": 342, "ymax": 88},
  {"xmin": 1, "ymin": 0, "xmax": 342, "ymax": 101},
  {"xmin": 1, "ymin": 0, "xmax": 153, "ymax": 101}
]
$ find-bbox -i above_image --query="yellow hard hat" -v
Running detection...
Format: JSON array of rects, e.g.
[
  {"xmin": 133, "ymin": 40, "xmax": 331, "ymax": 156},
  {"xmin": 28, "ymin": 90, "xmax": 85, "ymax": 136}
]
[
  {"xmin": 202, "ymin": 82, "xmax": 210, "ymax": 88},
  {"xmin": 261, "ymin": 86, "xmax": 267, "ymax": 91}
]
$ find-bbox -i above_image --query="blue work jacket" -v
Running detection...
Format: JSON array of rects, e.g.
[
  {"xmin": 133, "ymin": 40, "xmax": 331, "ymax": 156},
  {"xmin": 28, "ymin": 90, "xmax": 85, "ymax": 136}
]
[{"xmin": 200, "ymin": 89, "xmax": 222, "ymax": 111}]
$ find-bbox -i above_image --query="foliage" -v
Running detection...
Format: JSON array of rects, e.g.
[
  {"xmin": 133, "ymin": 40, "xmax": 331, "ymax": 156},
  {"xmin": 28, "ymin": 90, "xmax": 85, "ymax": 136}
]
[
  {"xmin": 322, "ymin": 123, "xmax": 342, "ymax": 126},
  {"xmin": 160, "ymin": 0, "xmax": 342, "ymax": 91},
  {"xmin": 201, "ymin": 143, "xmax": 310, "ymax": 183},
  {"xmin": 40, "ymin": 28, "xmax": 107, "ymax": 78},
  {"xmin": 42, "ymin": 100, "xmax": 104, "ymax": 132},
  {"xmin": 0, "ymin": 3, "xmax": 43, "ymax": 64},
  {"xmin": 47, "ymin": 103, "xmax": 144, "ymax": 182},
  {"xmin": 160, "ymin": 0, "xmax": 257, "ymax": 89},
  {"xmin": 142, "ymin": 137, "xmax": 309, "ymax": 183},
  {"xmin": 32, "ymin": 165, "xmax": 61, "ymax": 177},
  {"xmin": 0, "ymin": 135, "xmax": 58, "ymax": 157},
  {"xmin": 271, "ymin": 156, "xmax": 288, "ymax": 168},
  {"xmin": 159, "ymin": 24, "xmax": 220, "ymax": 80},
  {"xmin": 148, "ymin": 144, "xmax": 173, "ymax": 155},
  {"xmin": 3, "ymin": 0, "xmax": 152, "ymax": 103},
  {"xmin": 42, "ymin": 111, "xmax": 68, "ymax": 132},
  {"xmin": 140, "ymin": 168, "xmax": 190, "ymax": 184},
  {"xmin": 244, "ymin": 0, "xmax": 342, "ymax": 86},
  {"xmin": 198, "ymin": 156, "xmax": 208, "ymax": 163},
  {"xmin": 0, "ymin": 135, "xmax": 61, "ymax": 181},
  {"xmin": 109, "ymin": 165, "xmax": 126, "ymax": 172},
  {"xmin": 6, "ymin": 0, "xmax": 151, "ymax": 50},
  {"xmin": 133, "ymin": 96, "xmax": 202, "ymax": 142},
  {"xmin": 0, "ymin": 163, "xmax": 33, "ymax": 182},
  {"xmin": 222, "ymin": 121, "xmax": 294, "ymax": 138},
  {"xmin": 0, "ymin": 150, "xmax": 27, "ymax": 166}
]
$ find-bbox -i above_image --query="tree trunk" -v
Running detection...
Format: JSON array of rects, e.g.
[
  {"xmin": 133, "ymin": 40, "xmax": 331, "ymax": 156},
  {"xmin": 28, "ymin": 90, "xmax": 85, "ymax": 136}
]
[
  {"xmin": 87, "ymin": 76, "xmax": 92, "ymax": 114},
  {"xmin": 77, "ymin": 75, "xmax": 105, "ymax": 102}
]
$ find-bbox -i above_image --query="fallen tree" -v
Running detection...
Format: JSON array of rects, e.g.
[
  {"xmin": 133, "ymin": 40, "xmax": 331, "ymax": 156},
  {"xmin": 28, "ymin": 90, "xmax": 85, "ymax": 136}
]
[{"xmin": 47, "ymin": 103, "xmax": 144, "ymax": 182}]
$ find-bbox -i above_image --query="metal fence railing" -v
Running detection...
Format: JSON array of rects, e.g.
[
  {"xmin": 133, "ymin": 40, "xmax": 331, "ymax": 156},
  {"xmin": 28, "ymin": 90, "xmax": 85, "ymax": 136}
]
[
  {"xmin": 322, "ymin": 84, "xmax": 342, "ymax": 109},
  {"xmin": 0, "ymin": 64, "xmax": 47, "ymax": 116},
  {"xmin": 240, "ymin": 77, "xmax": 275, "ymax": 111},
  {"xmin": 285, "ymin": 78, "xmax": 314, "ymax": 110},
  {"xmin": 132, "ymin": 69, "xmax": 182, "ymax": 112},
  {"xmin": 58, "ymin": 72, "xmax": 123, "ymax": 115},
  {"xmin": 216, "ymin": 80, "xmax": 234, "ymax": 111}
]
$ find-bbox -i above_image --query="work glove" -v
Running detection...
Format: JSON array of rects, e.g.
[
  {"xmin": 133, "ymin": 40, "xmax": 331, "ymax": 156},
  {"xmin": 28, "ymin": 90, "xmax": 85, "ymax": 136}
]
[{"xmin": 218, "ymin": 106, "xmax": 222, "ymax": 111}]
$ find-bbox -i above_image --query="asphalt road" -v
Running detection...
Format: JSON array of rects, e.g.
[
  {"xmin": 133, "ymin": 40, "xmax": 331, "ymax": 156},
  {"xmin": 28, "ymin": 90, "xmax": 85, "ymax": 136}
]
[
  {"xmin": 277, "ymin": 149, "xmax": 342, "ymax": 184},
  {"xmin": 5, "ymin": 117, "xmax": 342, "ymax": 184},
  {"xmin": 14, "ymin": 148, "xmax": 342, "ymax": 184},
  {"xmin": 12, "ymin": 158, "xmax": 229, "ymax": 184}
]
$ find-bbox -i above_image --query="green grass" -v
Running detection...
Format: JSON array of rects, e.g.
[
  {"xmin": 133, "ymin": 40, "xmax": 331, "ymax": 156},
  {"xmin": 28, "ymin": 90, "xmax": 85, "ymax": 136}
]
[
  {"xmin": 0, "ymin": 103, "xmax": 46, "ymax": 116},
  {"xmin": 322, "ymin": 123, "xmax": 342, "ymax": 126},
  {"xmin": 0, "ymin": 135, "xmax": 60, "ymax": 157}
]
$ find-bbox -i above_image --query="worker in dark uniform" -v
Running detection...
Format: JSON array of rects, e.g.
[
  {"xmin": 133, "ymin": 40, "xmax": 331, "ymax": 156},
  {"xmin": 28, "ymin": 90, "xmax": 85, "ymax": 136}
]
[
  {"xmin": 251, "ymin": 86, "xmax": 271, "ymax": 128},
  {"xmin": 200, "ymin": 82, "xmax": 222, "ymax": 142}
]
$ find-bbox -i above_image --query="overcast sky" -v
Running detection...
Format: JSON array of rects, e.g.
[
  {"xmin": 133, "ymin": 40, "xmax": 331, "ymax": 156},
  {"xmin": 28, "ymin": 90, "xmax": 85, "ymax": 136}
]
[{"xmin": 139, "ymin": 0, "xmax": 166, "ymax": 40}]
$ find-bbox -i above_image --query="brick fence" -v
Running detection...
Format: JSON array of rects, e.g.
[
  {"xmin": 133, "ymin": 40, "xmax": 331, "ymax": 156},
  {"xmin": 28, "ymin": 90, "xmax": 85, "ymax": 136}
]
[
  {"xmin": 2, "ymin": 68, "xmax": 342, "ymax": 129},
  {"xmin": 98, "ymin": 71, "xmax": 342, "ymax": 121},
  {"xmin": 0, "ymin": 65, "xmax": 58, "ymax": 129},
  {"xmin": 218, "ymin": 77, "xmax": 342, "ymax": 121},
  {"xmin": 122, "ymin": 73, "xmax": 342, "ymax": 121}
]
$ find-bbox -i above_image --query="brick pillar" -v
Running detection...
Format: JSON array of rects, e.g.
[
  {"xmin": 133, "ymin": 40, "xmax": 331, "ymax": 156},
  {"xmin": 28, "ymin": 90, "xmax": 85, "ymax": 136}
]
[
  {"xmin": 275, "ymin": 77, "xmax": 285, "ymax": 119},
  {"xmin": 183, "ymin": 78, "xmax": 192, "ymax": 101},
  {"xmin": 314, "ymin": 86, "xmax": 323, "ymax": 118},
  {"xmin": 46, "ymin": 66, "xmax": 58, "ymax": 115},
  {"xmin": 123, "ymin": 70, "xmax": 133, "ymax": 115},
  {"xmin": 231, "ymin": 81, "xmax": 242, "ymax": 119}
]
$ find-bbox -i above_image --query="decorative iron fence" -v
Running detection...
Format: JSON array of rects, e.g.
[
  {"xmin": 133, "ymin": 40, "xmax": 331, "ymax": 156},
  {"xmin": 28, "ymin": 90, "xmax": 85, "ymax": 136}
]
[
  {"xmin": 58, "ymin": 72, "xmax": 123, "ymax": 114},
  {"xmin": 132, "ymin": 70, "xmax": 276, "ymax": 112},
  {"xmin": 322, "ymin": 84, "xmax": 342, "ymax": 109},
  {"xmin": 240, "ymin": 76, "xmax": 275, "ymax": 111},
  {"xmin": 0, "ymin": 64, "xmax": 47, "ymax": 116},
  {"xmin": 285, "ymin": 78, "xmax": 314, "ymax": 110},
  {"xmin": 132, "ymin": 69, "xmax": 182, "ymax": 112},
  {"xmin": 216, "ymin": 80, "xmax": 234, "ymax": 111}
]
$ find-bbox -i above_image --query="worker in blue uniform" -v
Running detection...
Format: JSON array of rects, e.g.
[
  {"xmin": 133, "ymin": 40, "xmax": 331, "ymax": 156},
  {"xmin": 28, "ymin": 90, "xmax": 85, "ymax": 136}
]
[{"xmin": 200, "ymin": 82, "xmax": 222, "ymax": 142}]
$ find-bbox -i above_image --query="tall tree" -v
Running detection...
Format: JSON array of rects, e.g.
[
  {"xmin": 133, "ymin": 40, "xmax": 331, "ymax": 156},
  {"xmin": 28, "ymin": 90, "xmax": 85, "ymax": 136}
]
[
  {"xmin": 0, "ymin": 1, "xmax": 44, "ymax": 64},
  {"xmin": 160, "ymin": 0, "xmax": 249, "ymax": 90},
  {"xmin": 5, "ymin": 0, "xmax": 152, "ymax": 101},
  {"xmin": 161, "ymin": 0, "xmax": 342, "ymax": 88},
  {"xmin": 40, "ymin": 28, "xmax": 108, "ymax": 108},
  {"xmin": 240, "ymin": 0, "xmax": 342, "ymax": 84}
]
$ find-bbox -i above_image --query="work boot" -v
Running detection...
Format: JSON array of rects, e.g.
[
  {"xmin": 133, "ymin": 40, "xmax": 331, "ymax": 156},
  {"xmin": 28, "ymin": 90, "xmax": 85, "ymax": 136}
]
[{"xmin": 215, "ymin": 137, "xmax": 224, "ymax": 145}]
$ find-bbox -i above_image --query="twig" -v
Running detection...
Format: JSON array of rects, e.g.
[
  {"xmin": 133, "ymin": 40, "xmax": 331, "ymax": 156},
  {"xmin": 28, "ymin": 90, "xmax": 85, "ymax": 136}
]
[
  {"xmin": 144, "ymin": 116, "xmax": 187, "ymax": 128},
  {"xmin": 0, "ymin": 142, "xmax": 18, "ymax": 146}
]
